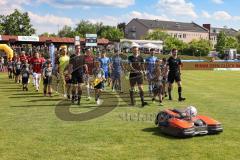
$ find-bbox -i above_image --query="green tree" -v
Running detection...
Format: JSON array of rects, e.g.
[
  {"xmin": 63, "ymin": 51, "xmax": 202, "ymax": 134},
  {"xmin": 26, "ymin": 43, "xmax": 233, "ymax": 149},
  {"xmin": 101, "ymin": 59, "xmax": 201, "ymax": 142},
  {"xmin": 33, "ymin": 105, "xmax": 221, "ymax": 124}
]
[
  {"xmin": 164, "ymin": 36, "xmax": 188, "ymax": 53},
  {"xmin": 117, "ymin": 22, "xmax": 126, "ymax": 32},
  {"xmin": 58, "ymin": 25, "xmax": 76, "ymax": 37},
  {"xmin": 75, "ymin": 20, "xmax": 97, "ymax": 37},
  {"xmin": 236, "ymin": 32, "xmax": 240, "ymax": 43},
  {"xmin": 189, "ymin": 39, "xmax": 212, "ymax": 56},
  {"xmin": 225, "ymin": 36, "xmax": 238, "ymax": 49},
  {"xmin": 144, "ymin": 29, "xmax": 169, "ymax": 40},
  {"xmin": 216, "ymin": 31, "xmax": 227, "ymax": 54},
  {"xmin": 39, "ymin": 32, "xmax": 57, "ymax": 37},
  {"xmin": 0, "ymin": 15, "xmax": 4, "ymax": 34},
  {"xmin": 2, "ymin": 9, "xmax": 35, "ymax": 35},
  {"xmin": 100, "ymin": 27, "xmax": 124, "ymax": 41}
]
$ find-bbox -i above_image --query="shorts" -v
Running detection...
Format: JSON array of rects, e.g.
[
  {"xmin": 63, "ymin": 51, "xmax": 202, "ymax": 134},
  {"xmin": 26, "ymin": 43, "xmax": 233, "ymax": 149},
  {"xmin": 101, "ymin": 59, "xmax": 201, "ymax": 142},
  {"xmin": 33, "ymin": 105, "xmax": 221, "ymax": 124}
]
[
  {"xmin": 94, "ymin": 82, "xmax": 104, "ymax": 89},
  {"xmin": 65, "ymin": 79, "xmax": 72, "ymax": 84},
  {"xmin": 8, "ymin": 68, "xmax": 13, "ymax": 72},
  {"xmin": 153, "ymin": 83, "xmax": 163, "ymax": 95},
  {"xmin": 43, "ymin": 76, "xmax": 52, "ymax": 85},
  {"xmin": 65, "ymin": 75, "xmax": 72, "ymax": 84},
  {"xmin": 104, "ymin": 71, "xmax": 109, "ymax": 79},
  {"xmin": 71, "ymin": 73, "xmax": 83, "ymax": 84},
  {"xmin": 112, "ymin": 72, "xmax": 121, "ymax": 80},
  {"xmin": 22, "ymin": 77, "xmax": 29, "ymax": 84},
  {"xmin": 168, "ymin": 72, "xmax": 181, "ymax": 84},
  {"xmin": 16, "ymin": 69, "xmax": 21, "ymax": 76},
  {"xmin": 162, "ymin": 77, "xmax": 167, "ymax": 84},
  {"xmin": 33, "ymin": 73, "xmax": 41, "ymax": 80},
  {"xmin": 129, "ymin": 72, "xmax": 143, "ymax": 86},
  {"xmin": 146, "ymin": 72, "xmax": 154, "ymax": 81}
]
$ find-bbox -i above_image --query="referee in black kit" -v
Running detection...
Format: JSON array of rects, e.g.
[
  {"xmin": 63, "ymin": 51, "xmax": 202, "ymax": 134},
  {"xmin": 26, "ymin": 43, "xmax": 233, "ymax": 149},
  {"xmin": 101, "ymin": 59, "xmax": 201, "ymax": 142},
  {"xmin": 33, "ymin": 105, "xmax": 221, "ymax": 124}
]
[{"xmin": 167, "ymin": 48, "xmax": 186, "ymax": 101}]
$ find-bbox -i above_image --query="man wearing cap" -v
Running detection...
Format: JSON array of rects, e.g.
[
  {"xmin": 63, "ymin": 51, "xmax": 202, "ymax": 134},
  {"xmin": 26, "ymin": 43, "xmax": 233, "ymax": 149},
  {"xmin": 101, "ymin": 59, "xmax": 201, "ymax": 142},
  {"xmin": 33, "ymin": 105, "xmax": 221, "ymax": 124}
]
[
  {"xmin": 128, "ymin": 46, "xmax": 148, "ymax": 107},
  {"xmin": 167, "ymin": 48, "xmax": 186, "ymax": 101},
  {"xmin": 145, "ymin": 48, "xmax": 157, "ymax": 96},
  {"xmin": 68, "ymin": 45, "xmax": 87, "ymax": 105}
]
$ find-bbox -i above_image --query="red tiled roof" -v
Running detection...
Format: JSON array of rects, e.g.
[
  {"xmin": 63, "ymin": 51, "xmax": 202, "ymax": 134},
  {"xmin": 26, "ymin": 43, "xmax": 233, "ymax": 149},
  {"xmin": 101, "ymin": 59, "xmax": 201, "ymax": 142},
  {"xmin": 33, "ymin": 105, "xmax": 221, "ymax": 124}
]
[
  {"xmin": 39, "ymin": 36, "xmax": 74, "ymax": 43},
  {"xmin": 0, "ymin": 35, "xmax": 109, "ymax": 44},
  {"xmin": 1, "ymin": 35, "xmax": 18, "ymax": 41}
]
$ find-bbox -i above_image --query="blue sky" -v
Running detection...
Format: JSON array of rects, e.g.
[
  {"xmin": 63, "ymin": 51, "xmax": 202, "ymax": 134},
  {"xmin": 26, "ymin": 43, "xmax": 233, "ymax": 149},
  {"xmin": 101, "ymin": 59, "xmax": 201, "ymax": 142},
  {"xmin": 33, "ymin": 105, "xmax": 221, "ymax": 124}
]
[{"xmin": 0, "ymin": 0, "xmax": 239, "ymax": 34}]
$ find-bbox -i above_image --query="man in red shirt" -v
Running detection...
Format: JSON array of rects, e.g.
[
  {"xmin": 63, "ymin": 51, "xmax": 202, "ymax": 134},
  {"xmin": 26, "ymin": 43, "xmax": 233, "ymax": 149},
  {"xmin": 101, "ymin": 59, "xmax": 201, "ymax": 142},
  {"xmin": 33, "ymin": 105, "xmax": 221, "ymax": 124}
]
[
  {"xmin": 84, "ymin": 48, "xmax": 95, "ymax": 100},
  {"xmin": 19, "ymin": 51, "xmax": 28, "ymax": 63},
  {"xmin": 30, "ymin": 52, "xmax": 44, "ymax": 91}
]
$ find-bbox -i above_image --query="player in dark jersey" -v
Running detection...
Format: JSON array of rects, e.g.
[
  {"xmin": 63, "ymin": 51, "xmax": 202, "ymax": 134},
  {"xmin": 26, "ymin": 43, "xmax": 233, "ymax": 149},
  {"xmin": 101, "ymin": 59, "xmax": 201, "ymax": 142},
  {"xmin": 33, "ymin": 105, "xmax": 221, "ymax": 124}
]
[
  {"xmin": 42, "ymin": 61, "xmax": 53, "ymax": 97},
  {"xmin": 14, "ymin": 57, "xmax": 22, "ymax": 83},
  {"xmin": 128, "ymin": 46, "xmax": 148, "ymax": 107},
  {"xmin": 167, "ymin": 48, "xmax": 186, "ymax": 101},
  {"xmin": 7, "ymin": 58, "xmax": 14, "ymax": 79},
  {"xmin": 68, "ymin": 45, "xmax": 87, "ymax": 105}
]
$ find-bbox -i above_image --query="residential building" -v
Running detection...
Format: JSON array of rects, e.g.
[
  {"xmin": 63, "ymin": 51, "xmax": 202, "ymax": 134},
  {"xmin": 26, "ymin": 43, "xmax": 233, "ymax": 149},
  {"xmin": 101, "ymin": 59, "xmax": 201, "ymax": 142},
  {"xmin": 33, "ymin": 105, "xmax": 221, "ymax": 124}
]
[
  {"xmin": 125, "ymin": 18, "xmax": 209, "ymax": 43},
  {"xmin": 203, "ymin": 24, "xmax": 239, "ymax": 48}
]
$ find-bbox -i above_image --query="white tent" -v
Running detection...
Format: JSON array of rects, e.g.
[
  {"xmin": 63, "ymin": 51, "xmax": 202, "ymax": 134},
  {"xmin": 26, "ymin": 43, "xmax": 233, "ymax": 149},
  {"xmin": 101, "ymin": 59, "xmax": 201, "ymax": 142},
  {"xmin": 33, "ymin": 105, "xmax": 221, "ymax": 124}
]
[
  {"xmin": 142, "ymin": 43, "xmax": 158, "ymax": 49},
  {"xmin": 131, "ymin": 42, "xmax": 141, "ymax": 48}
]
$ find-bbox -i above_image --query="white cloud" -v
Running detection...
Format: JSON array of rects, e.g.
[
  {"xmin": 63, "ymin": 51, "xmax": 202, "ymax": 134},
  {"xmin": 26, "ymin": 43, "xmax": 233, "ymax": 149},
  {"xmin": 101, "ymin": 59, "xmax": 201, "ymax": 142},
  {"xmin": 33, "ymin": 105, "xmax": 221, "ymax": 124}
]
[
  {"xmin": 28, "ymin": 12, "xmax": 74, "ymax": 26},
  {"xmin": 28, "ymin": 12, "xmax": 75, "ymax": 34},
  {"xmin": 201, "ymin": 10, "xmax": 211, "ymax": 18},
  {"xmin": 128, "ymin": 11, "xmax": 171, "ymax": 21},
  {"xmin": 0, "ymin": 0, "xmax": 31, "ymax": 15},
  {"xmin": 211, "ymin": 0, "xmax": 224, "ymax": 4},
  {"xmin": 37, "ymin": 0, "xmax": 135, "ymax": 8},
  {"xmin": 157, "ymin": 0, "xmax": 198, "ymax": 18},
  {"xmin": 201, "ymin": 10, "xmax": 240, "ymax": 22},
  {"xmin": 88, "ymin": 11, "xmax": 173, "ymax": 26},
  {"xmin": 213, "ymin": 11, "xmax": 232, "ymax": 20}
]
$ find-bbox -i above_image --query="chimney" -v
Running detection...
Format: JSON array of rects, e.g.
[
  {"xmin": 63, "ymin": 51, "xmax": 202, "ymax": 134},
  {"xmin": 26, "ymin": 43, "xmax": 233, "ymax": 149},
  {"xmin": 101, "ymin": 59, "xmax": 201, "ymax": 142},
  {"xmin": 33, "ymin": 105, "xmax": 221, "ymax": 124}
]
[{"xmin": 203, "ymin": 24, "xmax": 211, "ymax": 40}]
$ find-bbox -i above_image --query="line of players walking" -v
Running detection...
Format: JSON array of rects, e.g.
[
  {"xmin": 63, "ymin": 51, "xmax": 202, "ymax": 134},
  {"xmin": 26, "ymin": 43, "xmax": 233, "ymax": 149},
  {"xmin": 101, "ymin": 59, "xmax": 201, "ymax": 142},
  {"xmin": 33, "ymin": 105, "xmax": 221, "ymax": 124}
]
[{"xmin": 6, "ymin": 45, "xmax": 185, "ymax": 107}]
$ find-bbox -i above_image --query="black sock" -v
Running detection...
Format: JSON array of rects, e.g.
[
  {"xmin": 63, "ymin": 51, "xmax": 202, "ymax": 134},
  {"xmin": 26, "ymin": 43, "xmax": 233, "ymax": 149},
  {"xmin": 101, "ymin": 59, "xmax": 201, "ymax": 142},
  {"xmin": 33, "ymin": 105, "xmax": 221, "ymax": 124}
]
[
  {"xmin": 130, "ymin": 90, "xmax": 134, "ymax": 105},
  {"xmin": 168, "ymin": 87, "xmax": 172, "ymax": 99},
  {"xmin": 72, "ymin": 91, "xmax": 75, "ymax": 100},
  {"xmin": 78, "ymin": 90, "xmax": 82, "ymax": 101},
  {"xmin": 178, "ymin": 87, "xmax": 182, "ymax": 98},
  {"xmin": 139, "ymin": 90, "xmax": 144, "ymax": 103},
  {"xmin": 44, "ymin": 90, "xmax": 47, "ymax": 95}
]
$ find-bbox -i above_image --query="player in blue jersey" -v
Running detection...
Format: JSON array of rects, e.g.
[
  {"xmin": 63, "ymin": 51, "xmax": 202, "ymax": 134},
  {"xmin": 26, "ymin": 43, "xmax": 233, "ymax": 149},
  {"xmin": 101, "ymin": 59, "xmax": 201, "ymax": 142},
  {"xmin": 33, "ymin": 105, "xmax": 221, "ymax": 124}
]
[
  {"xmin": 110, "ymin": 50, "xmax": 125, "ymax": 93},
  {"xmin": 99, "ymin": 50, "xmax": 111, "ymax": 88},
  {"xmin": 145, "ymin": 48, "xmax": 158, "ymax": 96}
]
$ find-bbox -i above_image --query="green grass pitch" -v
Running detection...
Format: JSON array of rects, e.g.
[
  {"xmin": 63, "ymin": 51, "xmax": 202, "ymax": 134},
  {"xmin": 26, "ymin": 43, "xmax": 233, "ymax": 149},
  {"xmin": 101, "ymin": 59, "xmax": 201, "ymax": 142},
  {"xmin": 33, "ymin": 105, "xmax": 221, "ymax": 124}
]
[{"xmin": 0, "ymin": 71, "xmax": 240, "ymax": 160}]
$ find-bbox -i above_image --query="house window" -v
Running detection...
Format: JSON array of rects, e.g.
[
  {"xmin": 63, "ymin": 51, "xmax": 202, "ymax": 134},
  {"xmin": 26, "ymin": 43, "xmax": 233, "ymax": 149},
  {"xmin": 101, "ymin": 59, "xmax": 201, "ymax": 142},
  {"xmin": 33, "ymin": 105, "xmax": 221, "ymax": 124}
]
[
  {"xmin": 183, "ymin": 34, "xmax": 186, "ymax": 38},
  {"xmin": 174, "ymin": 34, "xmax": 177, "ymax": 38},
  {"xmin": 178, "ymin": 34, "xmax": 182, "ymax": 38},
  {"xmin": 132, "ymin": 33, "xmax": 136, "ymax": 38}
]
